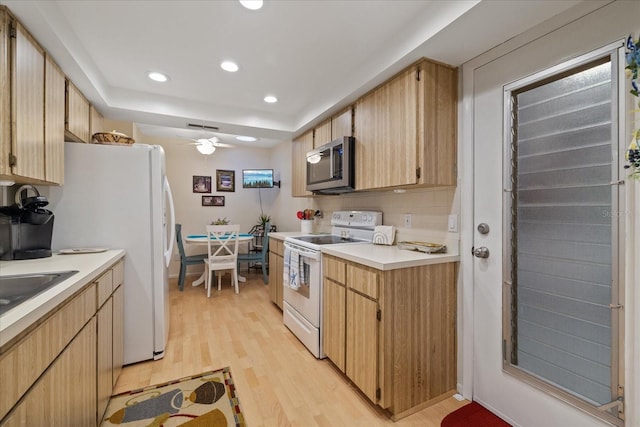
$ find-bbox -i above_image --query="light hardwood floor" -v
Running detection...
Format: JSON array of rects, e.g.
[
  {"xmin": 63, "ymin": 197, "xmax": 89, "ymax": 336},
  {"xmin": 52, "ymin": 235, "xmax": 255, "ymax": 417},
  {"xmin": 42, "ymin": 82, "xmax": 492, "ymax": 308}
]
[{"xmin": 113, "ymin": 272, "xmax": 468, "ymax": 426}]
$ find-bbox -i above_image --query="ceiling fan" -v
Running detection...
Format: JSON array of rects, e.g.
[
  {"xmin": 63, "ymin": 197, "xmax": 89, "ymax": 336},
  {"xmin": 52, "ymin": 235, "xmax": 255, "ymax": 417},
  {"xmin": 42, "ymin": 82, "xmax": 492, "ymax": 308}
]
[{"xmin": 184, "ymin": 123, "xmax": 235, "ymax": 155}]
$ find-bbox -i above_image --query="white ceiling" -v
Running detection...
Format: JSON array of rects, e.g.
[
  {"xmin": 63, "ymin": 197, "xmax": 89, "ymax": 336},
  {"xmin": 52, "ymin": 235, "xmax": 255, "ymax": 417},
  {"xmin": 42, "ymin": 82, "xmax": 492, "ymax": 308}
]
[{"xmin": 1, "ymin": 0, "xmax": 586, "ymax": 147}]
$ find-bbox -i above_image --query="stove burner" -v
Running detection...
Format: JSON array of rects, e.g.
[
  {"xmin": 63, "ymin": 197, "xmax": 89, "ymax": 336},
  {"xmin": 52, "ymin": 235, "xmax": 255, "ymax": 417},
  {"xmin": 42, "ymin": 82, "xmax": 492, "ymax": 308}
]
[{"xmin": 294, "ymin": 235, "xmax": 362, "ymax": 245}]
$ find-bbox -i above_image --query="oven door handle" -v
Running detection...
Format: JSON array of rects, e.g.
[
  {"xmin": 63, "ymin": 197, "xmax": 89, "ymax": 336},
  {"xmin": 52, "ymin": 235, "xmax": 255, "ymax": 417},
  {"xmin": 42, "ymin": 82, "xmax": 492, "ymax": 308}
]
[{"xmin": 284, "ymin": 242, "xmax": 321, "ymax": 261}]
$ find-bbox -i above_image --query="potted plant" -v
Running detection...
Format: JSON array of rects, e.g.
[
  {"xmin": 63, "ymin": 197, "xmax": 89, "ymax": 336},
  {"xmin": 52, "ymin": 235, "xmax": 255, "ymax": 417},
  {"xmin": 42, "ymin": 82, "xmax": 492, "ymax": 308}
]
[{"xmin": 249, "ymin": 214, "xmax": 270, "ymax": 235}]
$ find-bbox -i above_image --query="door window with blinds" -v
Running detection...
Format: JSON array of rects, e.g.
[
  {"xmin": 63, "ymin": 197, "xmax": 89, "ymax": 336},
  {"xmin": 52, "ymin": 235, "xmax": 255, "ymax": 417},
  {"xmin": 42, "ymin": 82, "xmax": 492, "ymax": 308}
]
[{"xmin": 503, "ymin": 48, "xmax": 624, "ymax": 425}]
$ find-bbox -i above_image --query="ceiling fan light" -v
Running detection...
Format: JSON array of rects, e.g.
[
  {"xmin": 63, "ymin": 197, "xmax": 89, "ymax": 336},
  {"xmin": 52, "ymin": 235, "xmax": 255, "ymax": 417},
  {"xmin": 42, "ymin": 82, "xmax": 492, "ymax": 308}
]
[{"xmin": 196, "ymin": 142, "xmax": 216, "ymax": 155}]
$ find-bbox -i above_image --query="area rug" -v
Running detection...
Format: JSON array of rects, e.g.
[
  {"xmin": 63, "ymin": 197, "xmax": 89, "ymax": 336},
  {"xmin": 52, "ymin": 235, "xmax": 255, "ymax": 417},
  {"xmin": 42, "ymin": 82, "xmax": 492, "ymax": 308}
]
[
  {"xmin": 102, "ymin": 367, "xmax": 245, "ymax": 426},
  {"xmin": 441, "ymin": 401, "xmax": 511, "ymax": 427}
]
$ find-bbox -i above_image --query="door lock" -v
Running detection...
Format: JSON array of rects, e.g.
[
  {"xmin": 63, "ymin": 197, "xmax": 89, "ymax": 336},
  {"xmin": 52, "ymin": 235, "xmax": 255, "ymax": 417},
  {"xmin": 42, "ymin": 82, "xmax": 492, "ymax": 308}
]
[{"xmin": 472, "ymin": 246, "xmax": 490, "ymax": 259}]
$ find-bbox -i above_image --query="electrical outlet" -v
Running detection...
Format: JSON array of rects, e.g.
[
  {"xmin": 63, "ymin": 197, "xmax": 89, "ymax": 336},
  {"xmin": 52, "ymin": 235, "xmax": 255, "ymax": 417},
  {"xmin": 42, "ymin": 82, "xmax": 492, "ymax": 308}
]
[
  {"xmin": 404, "ymin": 214, "xmax": 412, "ymax": 229},
  {"xmin": 448, "ymin": 214, "xmax": 458, "ymax": 232},
  {"xmin": 174, "ymin": 253, "xmax": 180, "ymax": 261}
]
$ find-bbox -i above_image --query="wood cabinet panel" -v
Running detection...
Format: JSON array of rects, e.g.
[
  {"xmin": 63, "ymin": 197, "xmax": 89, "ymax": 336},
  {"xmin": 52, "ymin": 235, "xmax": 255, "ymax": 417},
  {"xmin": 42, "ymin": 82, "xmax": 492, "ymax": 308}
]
[
  {"xmin": 291, "ymin": 130, "xmax": 313, "ymax": 197},
  {"xmin": 96, "ymin": 269, "xmax": 114, "ymax": 308},
  {"xmin": 65, "ymin": 80, "xmax": 90, "ymax": 143},
  {"xmin": 347, "ymin": 263, "xmax": 378, "ymax": 299},
  {"xmin": 268, "ymin": 250, "xmax": 283, "ymax": 309},
  {"xmin": 112, "ymin": 284, "xmax": 124, "ymax": 387},
  {"xmin": 323, "ymin": 255, "xmax": 346, "ymax": 284},
  {"xmin": 12, "ymin": 21, "xmax": 45, "ymax": 181},
  {"xmin": 354, "ymin": 66, "xmax": 418, "ymax": 190},
  {"xmin": 270, "ymin": 238, "xmax": 283, "ymax": 257},
  {"xmin": 2, "ymin": 318, "xmax": 97, "ymax": 427},
  {"xmin": 90, "ymin": 105, "xmax": 104, "ymax": 140},
  {"xmin": 346, "ymin": 290, "xmax": 378, "ymax": 402},
  {"xmin": 417, "ymin": 60, "xmax": 457, "ymax": 186},
  {"xmin": 381, "ymin": 263, "xmax": 457, "ymax": 417},
  {"xmin": 314, "ymin": 119, "xmax": 332, "ymax": 148},
  {"xmin": 97, "ymin": 298, "xmax": 113, "ymax": 423},
  {"xmin": 0, "ymin": 9, "xmax": 11, "ymax": 178},
  {"xmin": 44, "ymin": 54, "xmax": 65, "ymax": 184},
  {"xmin": 323, "ymin": 279, "xmax": 346, "ymax": 372},
  {"xmin": 0, "ymin": 283, "xmax": 96, "ymax": 420},
  {"xmin": 331, "ymin": 107, "xmax": 352, "ymax": 139}
]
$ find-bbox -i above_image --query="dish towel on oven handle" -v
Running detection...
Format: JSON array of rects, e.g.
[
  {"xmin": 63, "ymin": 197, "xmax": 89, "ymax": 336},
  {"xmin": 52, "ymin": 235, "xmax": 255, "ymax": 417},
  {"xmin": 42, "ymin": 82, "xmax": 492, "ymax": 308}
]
[{"xmin": 283, "ymin": 246, "xmax": 301, "ymax": 290}]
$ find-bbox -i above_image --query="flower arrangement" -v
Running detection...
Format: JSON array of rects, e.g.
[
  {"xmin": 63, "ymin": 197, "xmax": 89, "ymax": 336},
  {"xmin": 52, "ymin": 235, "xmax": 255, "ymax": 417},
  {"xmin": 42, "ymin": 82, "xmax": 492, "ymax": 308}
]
[
  {"xmin": 211, "ymin": 217, "xmax": 230, "ymax": 225},
  {"xmin": 296, "ymin": 209, "xmax": 316, "ymax": 220},
  {"xmin": 624, "ymin": 35, "xmax": 640, "ymax": 179}
]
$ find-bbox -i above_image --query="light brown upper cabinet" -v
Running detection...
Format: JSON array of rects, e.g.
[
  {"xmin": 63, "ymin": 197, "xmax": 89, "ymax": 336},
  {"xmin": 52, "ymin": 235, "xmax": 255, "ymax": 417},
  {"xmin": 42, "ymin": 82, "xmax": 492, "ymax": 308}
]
[
  {"xmin": 90, "ymin": 105, "xmax": 104, "ymax": 140},
  {"xmin": 0, "ymin": 7, "xmax": 65, "ymax": 185},
  {"xmin": 354, "ymin": 59, "xmax": 457, "ymax": 191},
  {"xmin": 44, "ymin": 55, "xmax": 66, "ymax": 184},
  {"xmin": 291, "ymin": 129, "xmax": 314, "ymax": 197},
  {"xmin": 65, "ymin": 79, "xmax": 91, "ymax": 143},
  {"xmin": 314, "ymin": 118, "xmax": 332, "ymax": 148},
  {"xmin": 331, "ymin": 107, "xmax": 353, "ymax": 140}
]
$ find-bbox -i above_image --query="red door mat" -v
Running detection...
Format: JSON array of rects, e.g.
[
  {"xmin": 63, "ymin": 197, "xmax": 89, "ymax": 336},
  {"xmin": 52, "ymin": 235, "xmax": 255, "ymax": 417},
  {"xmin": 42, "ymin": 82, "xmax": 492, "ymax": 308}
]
[{"xmin": 441, "ymin": 402, "xmax": 512, "ymax": 427}]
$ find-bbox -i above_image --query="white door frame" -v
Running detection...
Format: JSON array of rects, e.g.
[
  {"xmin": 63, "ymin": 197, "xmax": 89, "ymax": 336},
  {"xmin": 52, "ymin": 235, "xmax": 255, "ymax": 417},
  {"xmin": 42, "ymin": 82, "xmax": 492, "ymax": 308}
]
[{"xmin": 458, "ymin": 1, "xmax": 639, "ymax": 425}]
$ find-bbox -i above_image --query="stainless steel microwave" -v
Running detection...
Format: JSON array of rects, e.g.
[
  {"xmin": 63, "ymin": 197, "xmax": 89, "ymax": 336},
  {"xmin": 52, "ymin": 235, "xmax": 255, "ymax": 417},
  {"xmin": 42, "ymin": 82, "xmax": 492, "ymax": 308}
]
[{"xmin": 306, "ymin": 136, "xmax": 355, "ymax": 194}]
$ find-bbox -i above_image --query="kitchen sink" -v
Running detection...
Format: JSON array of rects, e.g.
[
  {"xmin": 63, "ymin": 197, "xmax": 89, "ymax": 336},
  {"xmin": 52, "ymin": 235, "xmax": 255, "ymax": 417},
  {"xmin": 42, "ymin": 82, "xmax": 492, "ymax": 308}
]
[{"xmin": 0, "ymin": 270, "xmax": 79, "ymax": 316}]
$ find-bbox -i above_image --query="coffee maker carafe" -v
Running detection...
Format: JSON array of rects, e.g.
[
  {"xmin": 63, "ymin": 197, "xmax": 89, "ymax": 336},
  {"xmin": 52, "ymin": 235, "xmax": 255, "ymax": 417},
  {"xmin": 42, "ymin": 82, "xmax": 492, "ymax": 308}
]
[{"xmin": 0, "ymin": 185, "xmax": 54, "ymax": 260}]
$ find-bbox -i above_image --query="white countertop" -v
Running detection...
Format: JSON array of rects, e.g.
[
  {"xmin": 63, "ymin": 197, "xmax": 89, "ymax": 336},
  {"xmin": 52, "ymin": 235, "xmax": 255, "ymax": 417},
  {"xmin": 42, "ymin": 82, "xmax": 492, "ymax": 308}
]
[
  {"xmin": 0, "ymin": 249, "xmax": 126, "ymax": 348},
  {"xmin": 321, "ymin": 243, "xmax": 459, "ymax": 270}
]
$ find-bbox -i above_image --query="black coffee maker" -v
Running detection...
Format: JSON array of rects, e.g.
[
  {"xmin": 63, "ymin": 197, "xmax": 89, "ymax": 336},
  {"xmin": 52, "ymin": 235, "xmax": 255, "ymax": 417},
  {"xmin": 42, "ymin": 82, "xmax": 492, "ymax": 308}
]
[{"xmin": 0, "ymin": 185, "xmax": 54, "ymax": 260}]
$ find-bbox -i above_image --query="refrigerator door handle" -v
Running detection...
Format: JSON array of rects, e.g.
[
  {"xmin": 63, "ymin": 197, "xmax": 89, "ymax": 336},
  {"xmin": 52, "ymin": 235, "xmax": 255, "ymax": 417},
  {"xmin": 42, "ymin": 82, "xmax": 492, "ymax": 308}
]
[{"xmin": 164, "ymin": 176, "xmax": 176, "ymax": 267}]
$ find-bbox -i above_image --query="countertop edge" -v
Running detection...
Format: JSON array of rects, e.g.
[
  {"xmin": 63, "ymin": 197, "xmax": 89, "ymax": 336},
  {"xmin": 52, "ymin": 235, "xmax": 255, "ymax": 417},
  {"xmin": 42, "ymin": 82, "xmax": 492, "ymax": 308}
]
[
  {"xmin": 0, "ymin": 249, "xmax": 126, "ymax": 349},
  {"xmin": 321, "ymin": 245, "xmax": 460, "ymax": 270}
]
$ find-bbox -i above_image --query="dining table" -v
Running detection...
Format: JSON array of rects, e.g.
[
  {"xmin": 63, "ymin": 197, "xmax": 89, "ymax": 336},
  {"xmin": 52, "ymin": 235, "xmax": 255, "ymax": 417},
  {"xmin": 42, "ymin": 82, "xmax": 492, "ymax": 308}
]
[{"xmin": 185, "ymin": 233, "xmax": 255, "ymax": 287}]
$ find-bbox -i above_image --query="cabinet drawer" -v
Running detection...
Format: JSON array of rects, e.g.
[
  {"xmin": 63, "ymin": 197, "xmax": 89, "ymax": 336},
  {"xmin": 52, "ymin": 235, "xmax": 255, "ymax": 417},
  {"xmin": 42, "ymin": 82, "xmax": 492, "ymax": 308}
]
[
  {"xmin": 347, "ymin": 264, "xmax": 378, "ymax": 300},
  {"xmin": 96, "ymin": 269, "xmax": 113, "ymax": 308},
  {"xmin": 323, "ymin": 256, "xmax": 346, "ymax": 284},
  {"xmin": 112, "ymin": 259, "xmax": 124, "ymax": 288},
  {"xmin": 0, "ymin": 283, "xmax": 96, "ymax": 420}
]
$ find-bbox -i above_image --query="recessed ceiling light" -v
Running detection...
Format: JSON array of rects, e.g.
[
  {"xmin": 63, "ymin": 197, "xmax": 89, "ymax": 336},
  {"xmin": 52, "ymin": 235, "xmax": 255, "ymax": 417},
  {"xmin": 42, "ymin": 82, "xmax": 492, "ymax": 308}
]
[
  {"xmin": 264, "ymin": 95, "xmax": 278, "ymax": 103},
  {"xmin": 221, "ymin": 61, "xmax": 239, "ymax": 72},
  {"xmin": 148, "ymin": 71, "xmax": 169, "ymax": 82},
  {"xmin": 236, "ymin": 136, "xmax": 257, "ymax": 142},
  {"xmin": 239, "ymin": 0, "xmax": 263, "ymax": 10}
]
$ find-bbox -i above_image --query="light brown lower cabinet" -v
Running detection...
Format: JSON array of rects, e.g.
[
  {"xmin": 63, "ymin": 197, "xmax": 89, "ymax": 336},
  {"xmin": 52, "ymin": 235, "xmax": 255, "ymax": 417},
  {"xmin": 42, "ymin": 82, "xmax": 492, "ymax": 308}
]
[
  {"xmin": 0, "ymin": 258, "xmax": 124, "ymax": 426},
  {"xmin": 322, "ymin": 255, "xmax": 457, "ymax": 420},
  {"xmin": 268, "ymin": 237, "xmax": 284, "ymax": 309},
  {"xmin": 2, "ymin": 318, "xmax": 97, "ymax": 426}
]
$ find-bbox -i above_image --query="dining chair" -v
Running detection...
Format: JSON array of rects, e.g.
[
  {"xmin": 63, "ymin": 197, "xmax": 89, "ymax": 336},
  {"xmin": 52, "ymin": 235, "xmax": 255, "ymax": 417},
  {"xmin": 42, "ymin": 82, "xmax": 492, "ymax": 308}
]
[
  {"xmin": 204, "ymin": 224, "xmax": 241, "ymax": 296},
  {"xmin": 237, "ymin": 222, "xmax": 270, "ymax": 284},
  {"xmin": 175, "ymin": 224, "xmax": 208, "ymax": 291}
]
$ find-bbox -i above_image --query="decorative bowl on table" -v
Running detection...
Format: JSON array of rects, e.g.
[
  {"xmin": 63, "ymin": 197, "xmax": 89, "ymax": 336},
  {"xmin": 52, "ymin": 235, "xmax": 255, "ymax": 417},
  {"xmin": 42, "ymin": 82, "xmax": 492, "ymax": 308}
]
[{"xmin": 92, "ymin": 130, "xmax": 135, "ymax": 145}]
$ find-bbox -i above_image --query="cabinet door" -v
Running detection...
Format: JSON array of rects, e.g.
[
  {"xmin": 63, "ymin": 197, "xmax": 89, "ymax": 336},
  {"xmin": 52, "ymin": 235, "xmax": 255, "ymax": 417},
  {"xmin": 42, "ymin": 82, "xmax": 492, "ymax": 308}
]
[
  {"xmin": 112, "ymin": 284, "xmax": 124, "ymax": 387},
  {"xmin": 323, "ymin": 279, "xmax": 346, "ymax": 372},
  {"xmin": 291, "ymin": 130, "xmax": 314, "ymax": 197},
  {"xmin": 268, "ymin": 251, "xmax": 279, "ymax": 304},
  {"xmin": 2, "ymin": 318, "xmax": 97, "ymax": 427},
  {"xmin": 97, "ymin": 298, "xmax": 113, "ymax": 423},
  {"xmin": 0, "ymin": 10, "xmax": 10, "ymax": 178},
  {"xmin": 314, "ymin": 119, "xmax": 332, "ymax": 148},
  {"xmin": 12, "ymin": 21, "xmax": 45, "ymax": 181},
  {"xmin": 90, "ymin": 105, "xmax": 104, "ymax": 140},
  {"xmin": 44, "ymin": 54, "xmax": 65, "ymax": 184},
  {"xmin": 331, "ymin": 107, "xmax": 352, "ymax": 140},
  {"xmin": 354, "ymin": 66, "xmax": 418, "ymax": 190},
  {"xmin": 346, "ymin": 290, "xmax": 378, "ymax": 402},
  {"xmin": 65, "ymin": 80, "xmax": 90, "ymax": 143}
]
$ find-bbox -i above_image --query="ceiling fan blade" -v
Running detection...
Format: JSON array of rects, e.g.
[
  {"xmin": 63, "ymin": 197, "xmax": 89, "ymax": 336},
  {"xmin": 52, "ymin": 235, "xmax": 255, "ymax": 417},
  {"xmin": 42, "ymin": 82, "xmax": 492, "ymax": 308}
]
[{"xmin": 212, "ymin": 142, "xmax": 235, "ymax": 148}]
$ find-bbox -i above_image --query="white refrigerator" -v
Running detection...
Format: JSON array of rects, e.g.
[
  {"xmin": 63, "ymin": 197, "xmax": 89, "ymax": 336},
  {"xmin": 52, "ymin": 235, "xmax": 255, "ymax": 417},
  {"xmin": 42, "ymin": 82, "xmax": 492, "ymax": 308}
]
[{"xmin": 47, "ymin": 142, "xmax": 175, "ymax": 365}]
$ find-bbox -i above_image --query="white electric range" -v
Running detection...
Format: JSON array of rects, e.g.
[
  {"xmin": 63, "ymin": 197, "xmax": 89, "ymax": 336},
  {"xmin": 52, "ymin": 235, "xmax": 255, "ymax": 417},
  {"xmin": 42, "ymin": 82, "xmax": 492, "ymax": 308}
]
[{"xmin": 283, "ymin": 210, "xmax": 382, "ymax": 358}]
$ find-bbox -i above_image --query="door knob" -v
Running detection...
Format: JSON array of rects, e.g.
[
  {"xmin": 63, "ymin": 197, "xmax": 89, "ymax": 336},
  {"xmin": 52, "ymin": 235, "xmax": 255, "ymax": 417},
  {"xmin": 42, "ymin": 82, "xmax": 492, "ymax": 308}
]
[
  {"xmin": 472, "ymin": 246, "xmax": 490, "ymax": 259},
  {"xmin": 477, "ymin": 223, "xmax": 490, "ymax": 234}
]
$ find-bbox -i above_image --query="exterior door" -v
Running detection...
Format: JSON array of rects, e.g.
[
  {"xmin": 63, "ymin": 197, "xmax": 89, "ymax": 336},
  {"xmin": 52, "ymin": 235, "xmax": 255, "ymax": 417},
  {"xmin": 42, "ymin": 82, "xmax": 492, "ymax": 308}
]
[{"xmin": 471, "ymin": 13, "xmax": 626, "ymax": 427}]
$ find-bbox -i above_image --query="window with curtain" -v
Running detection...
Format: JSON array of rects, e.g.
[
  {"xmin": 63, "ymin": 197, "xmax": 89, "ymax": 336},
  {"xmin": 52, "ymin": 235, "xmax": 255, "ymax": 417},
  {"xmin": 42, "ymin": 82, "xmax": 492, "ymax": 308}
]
[{"xmin": 503, "ymin": 52, "xmax": 624, "ymax": 425}]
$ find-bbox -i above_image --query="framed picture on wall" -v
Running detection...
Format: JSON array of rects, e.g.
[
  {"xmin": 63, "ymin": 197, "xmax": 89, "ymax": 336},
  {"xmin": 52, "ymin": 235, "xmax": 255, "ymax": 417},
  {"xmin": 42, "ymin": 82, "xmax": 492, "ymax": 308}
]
[
  {"xmin": 193, "ymin": 175, "xmax": 212, "ymax": 193},
  {"xmin": 201, "ymin": 196, "xmax": 215, "ymax": 206},
  {"xmin": 212, "ymin": 196, "xmax": 225, "ymax": 206},
  {"xmin": 216, "ymin": 169, "xmax": 235, "ymax": 192}
]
